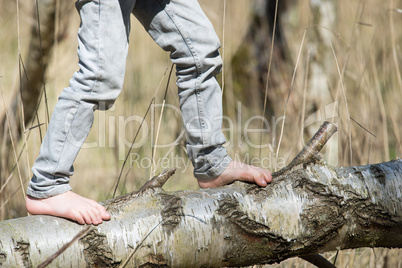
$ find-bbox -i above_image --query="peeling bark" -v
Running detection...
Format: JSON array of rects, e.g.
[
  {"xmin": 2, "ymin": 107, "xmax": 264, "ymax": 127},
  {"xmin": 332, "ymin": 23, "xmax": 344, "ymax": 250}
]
[{"xmin": 0, "ymin": 160, "xmax": 401, "ymax": 267}]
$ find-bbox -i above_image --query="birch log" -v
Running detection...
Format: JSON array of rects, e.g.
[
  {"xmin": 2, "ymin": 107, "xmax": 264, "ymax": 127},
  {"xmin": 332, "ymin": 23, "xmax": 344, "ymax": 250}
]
[{"xmin": 0, "ymin": 160, "xmax": 401, "ymax": 267}]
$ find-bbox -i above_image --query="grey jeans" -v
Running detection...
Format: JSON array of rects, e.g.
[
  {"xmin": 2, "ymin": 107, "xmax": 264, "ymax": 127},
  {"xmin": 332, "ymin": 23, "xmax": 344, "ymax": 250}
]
[{"xmin": 27, "ymin": 0, "xmax": 232, "ymax": 198}]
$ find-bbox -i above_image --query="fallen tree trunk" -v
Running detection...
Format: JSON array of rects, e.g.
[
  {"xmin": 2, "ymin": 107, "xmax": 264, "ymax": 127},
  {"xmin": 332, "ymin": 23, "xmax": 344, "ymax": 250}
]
[{"xmin": 0, "ymin": 159, "xmax": 401, "ymax": 267}]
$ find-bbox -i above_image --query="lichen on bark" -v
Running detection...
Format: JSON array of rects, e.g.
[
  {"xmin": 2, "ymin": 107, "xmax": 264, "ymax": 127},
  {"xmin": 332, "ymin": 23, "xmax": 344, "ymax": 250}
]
[{"xmin": 80, "ymin": 229, "xmax": 121, "ymax": 267}]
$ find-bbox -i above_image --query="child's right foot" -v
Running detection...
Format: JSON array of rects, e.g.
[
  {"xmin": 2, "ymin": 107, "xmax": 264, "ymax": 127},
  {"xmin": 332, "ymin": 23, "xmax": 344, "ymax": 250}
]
[
  {"xmin": 26, "ymin": 191, "xmax": 111, "ymax": 225},
  {"xmin": 198, "ymin": 161, "xmax": 272, "ymax": 189}
]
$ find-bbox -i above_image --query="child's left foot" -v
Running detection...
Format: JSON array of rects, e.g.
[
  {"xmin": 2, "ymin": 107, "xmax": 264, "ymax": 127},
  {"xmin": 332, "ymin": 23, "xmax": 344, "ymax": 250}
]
[{"xmin": 26, "ymin": 191, "xmax": 111, "ymax": 225}]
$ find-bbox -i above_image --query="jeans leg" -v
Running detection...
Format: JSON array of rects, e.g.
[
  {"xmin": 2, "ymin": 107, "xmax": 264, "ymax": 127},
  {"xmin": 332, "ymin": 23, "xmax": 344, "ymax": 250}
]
[
  {"xmin": 133, "ymin": 0, "xmax": 231, "ymax": 181},
  {"xmin": 28, "ymin": 0, "xmax": 135, "ymax": 198}
]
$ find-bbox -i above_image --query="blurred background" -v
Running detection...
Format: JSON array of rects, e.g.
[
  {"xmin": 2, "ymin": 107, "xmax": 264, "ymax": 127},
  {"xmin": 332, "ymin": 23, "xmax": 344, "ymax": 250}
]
[{"xmin": 0, "ymin": 0, "xmax": 401, "ymax": 266}]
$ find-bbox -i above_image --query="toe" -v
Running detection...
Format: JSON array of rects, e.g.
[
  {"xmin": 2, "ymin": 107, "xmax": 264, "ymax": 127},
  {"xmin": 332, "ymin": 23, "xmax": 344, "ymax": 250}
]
[
  {"xmin": 90, "ymin": 208, "xmax": 103, "ymax": 225},
  {"xmin": 94, "ymin": 203, "xmax": 111, "ymax": 221},
  {"xmin": 251, "ymin": 168, "xmax": 270, "ymax": 187},
  {"xmin": 102, "ymin": 210, "xmax": 111, "ymax": 221},
  {"xmin": 258, "ymin": 178, "xmax": 267, "ymax": 186},
  {"xmin": 72, "ymin": 210, "xmax": 86, "ymax": 225},
  {"xmin": 264, "ymin": 170, "xmax": 272, "ymax": 183},
  {"xmin": 80, "ymin": 208, "xmax": 95, "ymax": 225}
]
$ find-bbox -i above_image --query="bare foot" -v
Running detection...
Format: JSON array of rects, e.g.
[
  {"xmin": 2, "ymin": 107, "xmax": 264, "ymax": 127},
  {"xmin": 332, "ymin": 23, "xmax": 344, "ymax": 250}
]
[
  {"xmin": 26, "ymin": 191, "xmax": 111, "ymax": 225},
  {"xmin": 198, "ymin": 161, "xmax": 272, "ymax": 188}
]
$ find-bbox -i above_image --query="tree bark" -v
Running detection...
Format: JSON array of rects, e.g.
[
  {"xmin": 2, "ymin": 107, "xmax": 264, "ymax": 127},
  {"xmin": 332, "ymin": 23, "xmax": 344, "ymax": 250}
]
[
  {"xmin": 0, "ymin": 160, "xmax": 401, "ymax": 267},
  {"xmin": 230, "ymin": 0, "xmax": 290, "ymax": 115}
]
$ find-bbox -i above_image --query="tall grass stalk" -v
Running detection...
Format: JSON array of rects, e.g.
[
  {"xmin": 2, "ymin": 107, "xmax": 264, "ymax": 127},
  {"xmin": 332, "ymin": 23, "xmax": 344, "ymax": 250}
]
[
  {"xmin": 275, "ymin": 28, "xmax": 307, "ymax": 171},
  {"xmin": 259, "ymin": 0, "xmax": 279, "ymax": 161},
  {"xmin": 150, "ymin": 65, "xmax": 173, "ymax": 179},
  {"xmin": 1, "ymin": 90, "xmax": 25, "ymax": 200},
  {"xmin": 329, "ymin": 42, "xmax": 352, "ymax": 166}
]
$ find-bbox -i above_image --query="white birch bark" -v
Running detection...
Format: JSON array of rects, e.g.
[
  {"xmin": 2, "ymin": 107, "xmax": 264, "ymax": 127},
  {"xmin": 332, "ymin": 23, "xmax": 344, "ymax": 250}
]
[{"xmin": 1, "ymin": 160, "xmax": 401, "ymax": 267}]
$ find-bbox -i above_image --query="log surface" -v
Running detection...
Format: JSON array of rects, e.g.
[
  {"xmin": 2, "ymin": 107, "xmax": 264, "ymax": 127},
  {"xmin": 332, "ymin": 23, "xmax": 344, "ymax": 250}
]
[{"xmin": 0, "ymin": 160, "xmax": 401, "ymax": 267}]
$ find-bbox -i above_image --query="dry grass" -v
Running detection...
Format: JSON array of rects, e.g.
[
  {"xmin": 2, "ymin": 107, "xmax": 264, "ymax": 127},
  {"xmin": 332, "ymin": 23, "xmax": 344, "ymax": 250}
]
[{"xmin": 0, "ymin": 0, "xmax": 401, "ymax": 266}]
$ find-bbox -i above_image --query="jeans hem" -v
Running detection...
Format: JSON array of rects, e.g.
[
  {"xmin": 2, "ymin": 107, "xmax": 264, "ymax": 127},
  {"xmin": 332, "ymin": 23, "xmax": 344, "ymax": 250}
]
[
  {"xmin": 195, "ymin": 154, "xmax": 232, "ymax": 182},
  {"xmin": 26, "ymin": 184, "xmax": 72, "ymax": 199}
]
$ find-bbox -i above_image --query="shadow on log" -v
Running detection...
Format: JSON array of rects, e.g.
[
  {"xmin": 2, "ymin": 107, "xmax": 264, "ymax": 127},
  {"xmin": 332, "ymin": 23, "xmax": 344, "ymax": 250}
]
[{"xmin": 0, "ymin": 122, "xmax": 401, "ymax": 267}]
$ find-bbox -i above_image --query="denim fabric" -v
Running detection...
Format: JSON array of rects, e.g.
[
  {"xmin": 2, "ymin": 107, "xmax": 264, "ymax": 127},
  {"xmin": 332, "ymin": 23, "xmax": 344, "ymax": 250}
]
[{"xmin": 28, "ymin": 0, "xmax": 231, "ymax": 198}]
